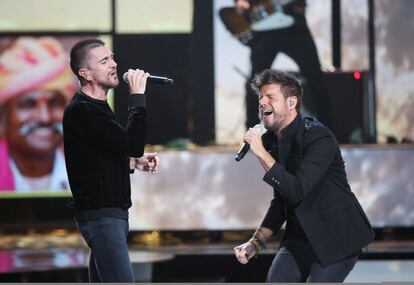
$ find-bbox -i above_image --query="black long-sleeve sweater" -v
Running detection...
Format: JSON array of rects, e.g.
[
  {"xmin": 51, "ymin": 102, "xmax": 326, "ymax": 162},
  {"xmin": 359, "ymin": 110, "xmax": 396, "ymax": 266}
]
[{"xmin": 63, "ymin": 91, "xmax": 147, "ymax": 220}]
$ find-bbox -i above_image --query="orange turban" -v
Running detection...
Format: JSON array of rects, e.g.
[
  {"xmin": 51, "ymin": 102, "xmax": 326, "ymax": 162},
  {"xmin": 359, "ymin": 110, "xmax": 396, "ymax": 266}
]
[{"xmin": 0, "ymin": 37, "xmax": 76, "ymax": 106}]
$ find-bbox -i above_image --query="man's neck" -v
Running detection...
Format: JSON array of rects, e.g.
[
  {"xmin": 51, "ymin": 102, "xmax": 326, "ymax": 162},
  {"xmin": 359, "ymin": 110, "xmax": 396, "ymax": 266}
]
[
  {"xmin": 9, "ymin": 148, "xmax": 55, "ymax": 177},
  {"xmin": 80, "ymin": 84, "xmax": 108, "ymax": 101},
  {"xmin": 276, "ymin": 112, "xmax": 297, "ymax": 138}
]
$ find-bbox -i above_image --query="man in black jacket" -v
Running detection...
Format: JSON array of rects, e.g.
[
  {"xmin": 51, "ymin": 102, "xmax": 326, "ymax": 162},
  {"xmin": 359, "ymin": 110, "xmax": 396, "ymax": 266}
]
[
  {"xmin": 63, "ymin": 39, "xmax": 158, "ymax": 282},
  {"xmin": 234, "ymin": 69, "xmax": 374, "ymax": 282}
]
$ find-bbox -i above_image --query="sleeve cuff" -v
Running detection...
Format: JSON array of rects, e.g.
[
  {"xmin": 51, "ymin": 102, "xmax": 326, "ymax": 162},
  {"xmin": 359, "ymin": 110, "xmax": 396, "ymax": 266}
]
[
  {"xmin": 129, "ymin": 93, "xmax": 146, "ymax": 108},
  {"xmin": 263, "ymin": 163, "xmax": 284, "ymax": 188}
]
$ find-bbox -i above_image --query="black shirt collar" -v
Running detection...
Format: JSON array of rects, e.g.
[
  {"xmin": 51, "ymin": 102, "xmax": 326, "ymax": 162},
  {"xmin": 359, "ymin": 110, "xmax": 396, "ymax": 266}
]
[
  {"xmin": 279, "ymin": 114, "xmax": 301, "ymax": 142},
  {"xmin": 78, "ymin": 90, "xmax": 108, "ymax": 105}
]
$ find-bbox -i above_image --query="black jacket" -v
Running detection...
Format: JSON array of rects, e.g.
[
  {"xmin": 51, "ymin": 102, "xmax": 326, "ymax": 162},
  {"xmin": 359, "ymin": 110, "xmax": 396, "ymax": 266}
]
[{"xmin": 261, "ymin": 115, "xmax": 374, "ymax": 266}]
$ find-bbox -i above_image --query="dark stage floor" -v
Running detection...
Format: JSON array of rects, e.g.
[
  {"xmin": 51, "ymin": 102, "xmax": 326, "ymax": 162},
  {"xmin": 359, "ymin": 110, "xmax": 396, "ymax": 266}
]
[{"xmin": 1, "ymin": 230, "xmax": 414, "ymax": 282}]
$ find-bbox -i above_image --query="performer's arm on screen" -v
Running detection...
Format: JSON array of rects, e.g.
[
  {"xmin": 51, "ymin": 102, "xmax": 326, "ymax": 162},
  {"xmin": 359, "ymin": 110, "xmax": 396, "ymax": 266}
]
[{"xmin": 235, "ymin": 0, "xmax": 250, "ymax": 9}]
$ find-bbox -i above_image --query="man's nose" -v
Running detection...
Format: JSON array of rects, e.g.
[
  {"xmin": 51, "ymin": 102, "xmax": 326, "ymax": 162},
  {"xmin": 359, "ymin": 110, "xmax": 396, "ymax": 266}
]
[
  {"xmin": 259, "ymin": 97, "xmax": 267, "ymax": 106},
  {"xmin": 110, "ymin": 58, "xmax": 117, "ymax": 68},
  {"xmin": 36, "ymin": 103, "xmax": 51, "ymax": 122}
]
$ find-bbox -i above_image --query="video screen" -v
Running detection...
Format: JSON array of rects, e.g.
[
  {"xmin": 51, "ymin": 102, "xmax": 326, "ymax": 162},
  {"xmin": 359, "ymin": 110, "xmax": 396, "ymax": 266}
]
[
  {"xmin": 0, "ymin": 36, "xmax": 93, "ymax": 196},
  {"xmin": 213, "ymin": 0, "xmax": 331, "ymax": 145},
  {"xmin": 127, "ymin": 147, "xmax": 414, "ymax": 230}
]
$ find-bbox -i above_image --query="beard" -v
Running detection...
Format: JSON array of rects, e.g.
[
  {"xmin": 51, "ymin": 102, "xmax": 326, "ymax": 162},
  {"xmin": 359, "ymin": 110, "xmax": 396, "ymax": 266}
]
[{"xmin": 104, "ymin": 75, "xmax": 119, "ymax": 89}]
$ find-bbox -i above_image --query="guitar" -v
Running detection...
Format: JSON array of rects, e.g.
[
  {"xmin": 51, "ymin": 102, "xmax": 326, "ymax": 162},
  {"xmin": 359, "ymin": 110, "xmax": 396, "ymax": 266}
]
[{"xmin": 219, "ymin": 0, "xmax": 297, "ymax": 45}]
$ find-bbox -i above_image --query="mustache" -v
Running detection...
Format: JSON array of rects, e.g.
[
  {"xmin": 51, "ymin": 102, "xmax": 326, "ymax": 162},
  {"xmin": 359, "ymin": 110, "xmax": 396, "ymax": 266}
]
[{"xmin": 19, "ymin": 123, "xmax": 63, "ymax": 136}]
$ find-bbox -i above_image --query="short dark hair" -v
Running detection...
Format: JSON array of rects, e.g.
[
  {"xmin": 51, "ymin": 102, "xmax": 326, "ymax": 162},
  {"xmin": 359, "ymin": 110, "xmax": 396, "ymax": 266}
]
[
  {"xmin": 251, "ymin": 69, "xmax": 303, "ymax": 111},
  {"xmin": 69, "ymin": 38, "xmax": 105, "ymax": 79}
]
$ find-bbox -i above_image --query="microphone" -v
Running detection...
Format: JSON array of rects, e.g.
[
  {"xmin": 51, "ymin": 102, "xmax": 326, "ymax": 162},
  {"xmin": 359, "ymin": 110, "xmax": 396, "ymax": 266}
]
[
  {"xmin": 235, "ymin": 124, "xmax": 265, "ymax": 162},
  {"xmin": 122, "ymin": 72, "xmax": 174, "ymax": 85}
]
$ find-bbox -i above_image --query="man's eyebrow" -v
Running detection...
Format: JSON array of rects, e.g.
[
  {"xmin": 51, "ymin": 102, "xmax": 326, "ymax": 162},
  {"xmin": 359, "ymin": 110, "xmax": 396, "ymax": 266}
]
[
  {"xmin": 98, "ymin": 56, "xmax": 109, "ymax": 63},
  {"xmin": 98, "ymin": 53, "xmax": 114, "ymax": 63}
]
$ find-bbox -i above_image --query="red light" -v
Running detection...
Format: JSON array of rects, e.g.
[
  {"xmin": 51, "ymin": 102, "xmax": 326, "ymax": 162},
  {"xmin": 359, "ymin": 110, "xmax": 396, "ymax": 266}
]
[{"xmin": 354, "ymin": 71, "xmax": 361, "ymax": 80}]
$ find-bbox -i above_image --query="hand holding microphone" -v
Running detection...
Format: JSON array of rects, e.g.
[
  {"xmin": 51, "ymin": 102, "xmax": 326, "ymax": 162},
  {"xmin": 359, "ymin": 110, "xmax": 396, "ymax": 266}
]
[
  {"xmin": 124, "ymin": 69, "xmax": 150, "ymax": 94},
  {"xmin": 123, "ymin": 71, "xmax": 174, "ymax": 85},
  {"xmin": 235, "ymin": 124, "xmax": 265, "ymax": 161}
]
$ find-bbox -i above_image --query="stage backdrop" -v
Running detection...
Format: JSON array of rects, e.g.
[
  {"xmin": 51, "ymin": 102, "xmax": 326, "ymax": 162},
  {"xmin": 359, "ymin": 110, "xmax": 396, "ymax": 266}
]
[
  {"xmin": 213, "ymin": 0, "xmax": 332, "ymax": 145},
  {"xmin": 128, "ymin": 146, "xmax": 414, "ymax": 230},
  {"xmin": 213, "ymin": 0, "xmax": 414, "ymax": 144}
]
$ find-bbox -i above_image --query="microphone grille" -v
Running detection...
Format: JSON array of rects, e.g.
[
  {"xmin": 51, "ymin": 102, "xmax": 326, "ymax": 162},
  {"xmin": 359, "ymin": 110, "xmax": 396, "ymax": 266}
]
[
  {"xmin": 122, "ymin": 72, "xmax": 129, "ymax": 83},
  {"xmin": 253, "ymin": 124, "xmax": 266, "ymax": 135}
]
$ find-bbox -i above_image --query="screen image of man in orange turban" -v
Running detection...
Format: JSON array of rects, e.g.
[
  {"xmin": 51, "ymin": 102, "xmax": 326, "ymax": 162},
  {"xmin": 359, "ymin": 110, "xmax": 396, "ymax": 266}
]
[{"xmin": 0, "ymin": 37, "xmax": 77, "ymax": 192}]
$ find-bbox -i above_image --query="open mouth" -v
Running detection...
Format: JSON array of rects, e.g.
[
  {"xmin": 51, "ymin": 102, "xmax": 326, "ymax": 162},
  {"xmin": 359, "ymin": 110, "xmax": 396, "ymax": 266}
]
[{"xmin": 262, "ymin": 110, "xmax": 273, "ymax": 117}]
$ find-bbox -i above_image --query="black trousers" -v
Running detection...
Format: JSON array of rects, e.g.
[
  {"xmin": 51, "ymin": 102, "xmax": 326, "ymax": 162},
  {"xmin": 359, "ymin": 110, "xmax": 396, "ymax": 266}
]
[
  {"xmin": 245, "ymin": 28, "xmax": 332, "ymax": 129},
  {"xmin": 266, "ymin": 247, "xmax": 358, "ymax": 282}
]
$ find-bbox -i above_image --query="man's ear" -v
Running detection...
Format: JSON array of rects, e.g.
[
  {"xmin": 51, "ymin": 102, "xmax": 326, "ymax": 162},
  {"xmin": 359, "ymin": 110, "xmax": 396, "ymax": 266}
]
[
  {"xmin": 78, "ymin": 68, "xmax": 91, "ymax": 81},
  {"xmin": 288, "ymin": 97, "xmax": 297, "ymax": 109}
]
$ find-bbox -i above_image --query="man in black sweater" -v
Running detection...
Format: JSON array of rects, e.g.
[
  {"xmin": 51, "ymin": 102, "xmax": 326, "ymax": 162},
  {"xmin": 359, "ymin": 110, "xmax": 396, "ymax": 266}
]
[
  {"xmin": 63, "ymin": 39, "xmax": 158, "ymax": 282},
  {"xmin": 234, "ymin": 69, "xmax": 374, "ymax": 282}
]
